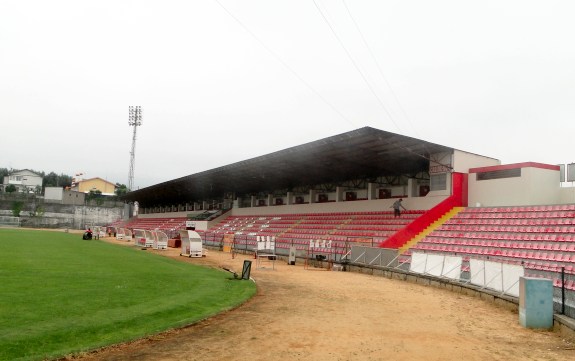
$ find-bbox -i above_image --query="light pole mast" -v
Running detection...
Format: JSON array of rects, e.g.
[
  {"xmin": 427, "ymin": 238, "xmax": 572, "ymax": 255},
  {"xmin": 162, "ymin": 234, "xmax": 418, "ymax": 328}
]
[{"xmin": 128, "ymin": 106, "xmax": 142, "ymax": 191}]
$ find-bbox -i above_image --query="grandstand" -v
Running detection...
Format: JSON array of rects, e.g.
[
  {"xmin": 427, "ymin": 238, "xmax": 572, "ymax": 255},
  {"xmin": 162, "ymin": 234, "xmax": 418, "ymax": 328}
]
[
  {"xmin": 200, "ymin": 210, "xmax": 425, "ymax": 259},
  {"xmin": 119, "ymin": 126, "xmax": 575, "ymax": 324},
  {"xmin": 120, "ymin": 217, "xmax": 187, "ymax": 238}
]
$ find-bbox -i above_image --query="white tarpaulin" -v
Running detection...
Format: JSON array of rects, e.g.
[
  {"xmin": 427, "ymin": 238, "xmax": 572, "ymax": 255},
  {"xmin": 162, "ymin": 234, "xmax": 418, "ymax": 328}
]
[
  {"xmin": 442, "ymin": 255, "xmax": 462, "ymax": 280},
  {"xmin": 468, "ymin": 258, "xmax": 524, "ymax": 297},
  {"xmin": 502, "ymin": 263, "xmax": 524, "ymax": 297},
  {"xmin": 485, "ymin": 261, "xmax": 503, "ymax": 292},
  {"xmin": 410, "ymin": 252, "xmax": 427, "ymax": 274},
  {"xmin": 410, "ymin": 253, "xmax": 523, "ymax": 297},
  {"xmin": 469, "ymin": 259, "xmax": 485, "ymax": 287},
  {"xmin": 425, "ymin": 254, "xmax": 444, "ymax": 277}
]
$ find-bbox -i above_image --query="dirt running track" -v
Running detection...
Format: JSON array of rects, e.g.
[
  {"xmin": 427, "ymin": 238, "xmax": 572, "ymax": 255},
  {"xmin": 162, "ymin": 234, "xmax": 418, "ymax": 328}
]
[{"xmin": 72, "ymin": 239, "xmax": 574, "ymax": 361}]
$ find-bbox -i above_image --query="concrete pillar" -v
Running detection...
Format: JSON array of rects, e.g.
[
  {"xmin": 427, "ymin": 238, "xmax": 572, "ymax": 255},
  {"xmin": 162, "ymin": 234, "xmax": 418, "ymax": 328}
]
[
  {"xmin": 309, "ymin": 189, "xmax": 316, "ymax": 204},
  {"xmin": 368, "ymin": 183, "xmax": 377, "ymax": 200},
  {"xmin": 123, "ymin": 203, "xmax": 131, "ymax": 219},
  {"xmin": 250, "ymin": 196, "xmax": 256, "ymax": 208},
  {"xmin": 234, "ymin": 198, "xmax": 241, "ymax": 208},
  {"xmin": 286, "ymin": 192, "xmax": 293, "ymax": 205},
  {"xmin": 336, "ymin": 187, "xmax": 344, "ymax": 202},
  {"xmin": 267, "ymin": 194, "xmax": 273, "ymax": 207},
  {"xmin": 407, "ymin": 178, "xmax": 415, "ymax": 198}
]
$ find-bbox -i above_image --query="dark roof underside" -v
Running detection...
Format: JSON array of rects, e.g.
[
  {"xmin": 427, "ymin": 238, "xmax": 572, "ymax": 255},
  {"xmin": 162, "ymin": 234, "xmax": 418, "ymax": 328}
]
[{"xmin": 124, "ymin": 127, "xmax": 453, "ymax": 207}]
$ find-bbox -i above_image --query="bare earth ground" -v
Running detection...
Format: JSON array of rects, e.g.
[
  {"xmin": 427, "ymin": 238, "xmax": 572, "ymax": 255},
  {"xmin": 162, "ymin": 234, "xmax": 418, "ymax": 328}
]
[{"xmin": 69, "ymin": 237, "xmax": 575, "ymax": 361}]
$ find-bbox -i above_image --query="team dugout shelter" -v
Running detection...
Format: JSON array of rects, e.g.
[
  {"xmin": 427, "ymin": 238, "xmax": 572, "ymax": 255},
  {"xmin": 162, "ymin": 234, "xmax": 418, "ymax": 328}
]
[{"xmin": 122, "ymin": 126, "xmax": 569, "ymax": 247}]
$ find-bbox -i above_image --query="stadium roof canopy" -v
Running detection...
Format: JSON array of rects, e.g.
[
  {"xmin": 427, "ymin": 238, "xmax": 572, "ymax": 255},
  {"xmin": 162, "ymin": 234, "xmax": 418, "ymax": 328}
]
[{"xmin": 123, "ymin": 127, "xmax": 454, "ymax": 207}]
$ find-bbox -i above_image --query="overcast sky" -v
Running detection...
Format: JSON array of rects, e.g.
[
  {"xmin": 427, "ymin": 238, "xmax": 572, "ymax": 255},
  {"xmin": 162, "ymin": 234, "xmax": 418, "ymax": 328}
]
[{"xmin": 1, "ymin": 1, "xmax": 574, "ymax": 189}]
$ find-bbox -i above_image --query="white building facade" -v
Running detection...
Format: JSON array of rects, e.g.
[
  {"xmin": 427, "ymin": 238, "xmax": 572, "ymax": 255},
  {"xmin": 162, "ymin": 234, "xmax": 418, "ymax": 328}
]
[{"xmin": 1, "ymin": 169, "xmax": 43, "ymax": 193}]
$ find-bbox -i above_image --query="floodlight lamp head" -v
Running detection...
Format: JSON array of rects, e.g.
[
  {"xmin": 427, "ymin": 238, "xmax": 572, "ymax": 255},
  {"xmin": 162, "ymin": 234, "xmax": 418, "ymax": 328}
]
[{"xmin": 128, "ymin": 106, "xmax": 143, "ymax": 126}]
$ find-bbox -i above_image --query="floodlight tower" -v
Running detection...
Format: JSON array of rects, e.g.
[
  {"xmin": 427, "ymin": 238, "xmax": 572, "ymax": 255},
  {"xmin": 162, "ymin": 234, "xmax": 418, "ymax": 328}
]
[{"xmin": 128, "ymin": 106, "xmax": 142, "ymax": 191}]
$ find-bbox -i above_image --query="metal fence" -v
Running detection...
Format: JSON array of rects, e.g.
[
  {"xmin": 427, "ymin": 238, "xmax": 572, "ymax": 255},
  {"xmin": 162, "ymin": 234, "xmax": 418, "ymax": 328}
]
[{"xmin": 0, "ymin": 215, "xmax": 20, "ymax": 227}]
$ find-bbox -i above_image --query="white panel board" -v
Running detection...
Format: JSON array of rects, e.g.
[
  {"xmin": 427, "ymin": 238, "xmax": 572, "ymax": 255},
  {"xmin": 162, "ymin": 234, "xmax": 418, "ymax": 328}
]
[
  {"xmin": 410, "ymin": 252, "xmax": 427, "ymax": 274},
  {"xmin": 425, "ymin": 254, "xmax": 444, "ymax": 277},
  {"xmin": 469, "ymin": 259, "xmax": 485, "ymax": 287},
  {"xmin": 442, "ymin": 255, "xmax": 462, "ymax": 280},
  {"xmin": 350, "ymin": 246, "xmax": 368, "ymax": 264},
  {"xmin": 568, "ymin": 163, "xmax": 575, "ymax": 182},
  {"xmin": 502, "ymin": 263, "xmax": 524, "ymax": 297},
  {"xmin": 484, "ymin": 261, "xmax": 503, "ymax": 292}
]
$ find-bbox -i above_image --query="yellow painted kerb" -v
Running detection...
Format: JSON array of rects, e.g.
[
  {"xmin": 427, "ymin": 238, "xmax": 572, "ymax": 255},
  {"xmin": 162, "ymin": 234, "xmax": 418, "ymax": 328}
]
[{"xmin": 398, "ymin": 207, "xmax": 465, "ymax": 254}]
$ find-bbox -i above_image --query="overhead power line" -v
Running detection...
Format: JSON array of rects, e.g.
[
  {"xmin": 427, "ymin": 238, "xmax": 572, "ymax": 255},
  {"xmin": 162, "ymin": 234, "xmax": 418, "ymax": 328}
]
[
  {"xmin": 215, "ymin": 1, "xmax": 442, "ymax": 168},
  {"xmin": 213, "ymin": 0, "xmax": 357, "ymax": 128},
  {"xmin": 342, "ymin": 0, "xmax": 419, "ymax": 137},
  {"xmin": 312, "ymin": 0, "xmax": 402, "ymax": 133}
]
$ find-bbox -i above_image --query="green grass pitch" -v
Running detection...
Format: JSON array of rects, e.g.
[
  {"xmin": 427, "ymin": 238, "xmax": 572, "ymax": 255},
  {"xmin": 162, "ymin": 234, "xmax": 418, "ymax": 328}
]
[{"xmin": 0, "ymin": 228, "xmax": 256, "ymax": 361}]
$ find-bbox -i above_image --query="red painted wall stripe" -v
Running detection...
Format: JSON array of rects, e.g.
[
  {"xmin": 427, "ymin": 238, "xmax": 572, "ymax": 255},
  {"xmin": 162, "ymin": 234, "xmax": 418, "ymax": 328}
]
[{"xmin": 469, "ymin": 162, "xmax": 560, "ymax": 173}]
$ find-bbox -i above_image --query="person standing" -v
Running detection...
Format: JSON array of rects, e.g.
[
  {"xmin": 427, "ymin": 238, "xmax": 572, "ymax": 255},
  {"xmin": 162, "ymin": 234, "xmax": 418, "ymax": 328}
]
[{"xmin": 391, "ymin": 198, "xmax": 406, "ymax": 218}]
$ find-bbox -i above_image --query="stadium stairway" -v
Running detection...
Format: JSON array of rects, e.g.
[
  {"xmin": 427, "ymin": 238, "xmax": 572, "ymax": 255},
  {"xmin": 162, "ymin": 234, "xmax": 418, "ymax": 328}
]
[
  {"xmin": 380, "ymin": 193, "xmax": 465, "ymax": 249},
  {"xmin": 398, "ymin": 207, "xmax": 465, "ymax": 254}
]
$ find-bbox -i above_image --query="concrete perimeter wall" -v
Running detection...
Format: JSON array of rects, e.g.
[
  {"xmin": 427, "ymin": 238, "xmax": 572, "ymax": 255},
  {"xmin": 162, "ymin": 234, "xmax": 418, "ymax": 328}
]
[{"xmin": 0, "ymin": 199, "xmax": 123, "ymax": 229}]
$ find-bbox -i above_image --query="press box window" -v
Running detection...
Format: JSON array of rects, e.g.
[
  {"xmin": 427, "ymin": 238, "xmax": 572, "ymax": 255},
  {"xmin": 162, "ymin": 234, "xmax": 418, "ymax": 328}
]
[
  {"xmin": 430, "ymin": 173, "xmax": 447, "ymax": 191},
  {"xmin": 476, "ymin": 168, "xmax": 521, "ymax": 180}
]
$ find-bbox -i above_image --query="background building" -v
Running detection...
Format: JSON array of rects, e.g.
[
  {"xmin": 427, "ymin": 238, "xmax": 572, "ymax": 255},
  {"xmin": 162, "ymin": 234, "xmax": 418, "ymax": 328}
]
[
  {"xmin": 1, "ymin": 169, "xmax": 43, "ymax": 193},
  {"xmin": 71, "ymin": 177, "xmax": 116, "ymax": 196}
]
